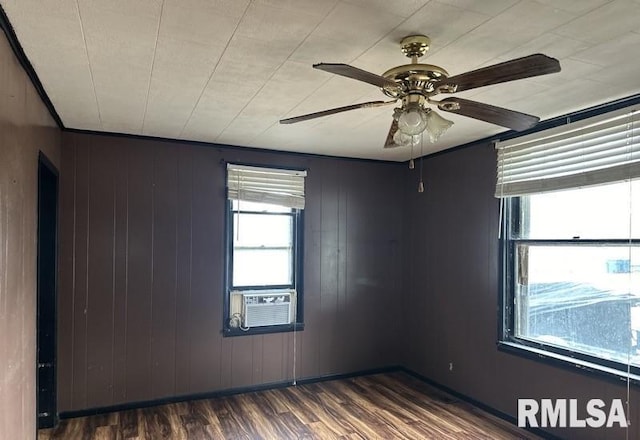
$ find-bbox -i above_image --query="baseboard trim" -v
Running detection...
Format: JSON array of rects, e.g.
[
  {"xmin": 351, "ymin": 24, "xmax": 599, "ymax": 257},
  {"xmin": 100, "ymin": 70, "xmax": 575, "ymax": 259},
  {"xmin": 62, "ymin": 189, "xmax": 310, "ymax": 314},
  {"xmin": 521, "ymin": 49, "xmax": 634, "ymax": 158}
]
[
  {"xmin": 58, "ymin": 365, "xmax": 402, "ymax": 419},
  {"xmin": 398, "ymin": 367, "xmax": 563, "ymax": 440}
]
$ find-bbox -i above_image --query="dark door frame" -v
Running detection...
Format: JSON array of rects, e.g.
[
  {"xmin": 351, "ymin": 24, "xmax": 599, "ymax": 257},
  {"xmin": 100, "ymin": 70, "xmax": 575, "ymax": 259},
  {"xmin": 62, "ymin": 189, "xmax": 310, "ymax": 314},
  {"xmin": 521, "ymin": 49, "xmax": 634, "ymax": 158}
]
[{"xmin": 37, "ymin": 152, "xmax": 58, "ymax": 430}]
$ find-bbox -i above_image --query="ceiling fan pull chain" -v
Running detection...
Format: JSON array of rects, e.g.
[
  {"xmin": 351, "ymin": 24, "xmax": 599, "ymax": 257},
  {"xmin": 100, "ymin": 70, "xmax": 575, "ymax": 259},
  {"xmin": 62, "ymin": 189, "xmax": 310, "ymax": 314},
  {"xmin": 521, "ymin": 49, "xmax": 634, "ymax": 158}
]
[
  {"xmin": 418, "ymin": 132, "xmax": 425, "ymax": 193},
  {"xmin": 409, "ymin": 139, "xmax": 415, "ymax": 169}
]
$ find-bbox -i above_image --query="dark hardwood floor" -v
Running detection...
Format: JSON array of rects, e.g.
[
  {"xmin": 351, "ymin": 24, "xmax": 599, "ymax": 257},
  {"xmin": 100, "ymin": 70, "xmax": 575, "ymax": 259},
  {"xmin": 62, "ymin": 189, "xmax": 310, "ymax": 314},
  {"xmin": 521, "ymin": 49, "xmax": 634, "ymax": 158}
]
[{"xmin": 39, "ymin": 372, "xmax": 541, "ymax": 439}]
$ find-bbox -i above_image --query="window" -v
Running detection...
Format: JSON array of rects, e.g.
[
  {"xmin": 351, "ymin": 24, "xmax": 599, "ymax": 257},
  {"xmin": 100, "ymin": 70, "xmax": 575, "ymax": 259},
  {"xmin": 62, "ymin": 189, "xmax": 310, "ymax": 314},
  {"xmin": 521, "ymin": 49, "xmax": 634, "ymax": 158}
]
[
  {"xmin": 503, "ymin": 182, "xmax": 640, "ymax": 374},
  {"xmin": 230, "ymin": 201, "xmax": 295, "ymax": 287},
  {"xmin": 497, "ymin": 105, "xmax": 640, "ymax": 379},
  {"xmin": 224, "ymin": 164, "xmax": 305, "ymax": 336}
]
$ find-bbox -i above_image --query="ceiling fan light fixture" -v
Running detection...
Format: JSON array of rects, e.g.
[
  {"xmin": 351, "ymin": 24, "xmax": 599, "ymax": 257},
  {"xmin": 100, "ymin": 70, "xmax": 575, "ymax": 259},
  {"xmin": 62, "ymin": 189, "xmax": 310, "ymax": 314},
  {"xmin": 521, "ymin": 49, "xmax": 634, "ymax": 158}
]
[
  {"xmin": 397, "ymin": 104, "xmax": 427, "ymax": 135},
  {"xmin": 425, "ymin": 110, "xmax": 454, "ymax": 143}
]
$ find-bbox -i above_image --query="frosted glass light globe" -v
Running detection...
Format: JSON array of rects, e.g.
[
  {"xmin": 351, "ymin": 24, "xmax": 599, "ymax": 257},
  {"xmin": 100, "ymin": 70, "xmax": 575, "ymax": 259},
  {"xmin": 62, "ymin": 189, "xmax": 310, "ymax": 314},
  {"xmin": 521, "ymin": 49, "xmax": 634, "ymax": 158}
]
[
  {"xmin": 397, "ymin": 106, "xmax": 427, "ymax": 135},
  {"xmin": 425, "ymin": 110, "xmax": 454, "ymax": 143},
  {"xmin": 393, "ymin": 130, "xmax": 419, "ymax": 147}
]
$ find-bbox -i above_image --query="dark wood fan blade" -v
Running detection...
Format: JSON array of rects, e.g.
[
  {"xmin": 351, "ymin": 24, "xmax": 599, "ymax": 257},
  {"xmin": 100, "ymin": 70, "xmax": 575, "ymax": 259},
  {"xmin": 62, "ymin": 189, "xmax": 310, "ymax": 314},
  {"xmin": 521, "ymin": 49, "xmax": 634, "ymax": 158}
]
[
  {"xmin": 314, "ymin": 63, "xmax": 399, "ymax": 89},
  {"xmin": 437, "ymin": 97, "xmax": 539, "ymax": 131},
  {"xmin": 437, "ymin": 54, "xmax": 560, "ymax": 93},
  {"xmin": 383, "ymin": 120, "xmax": 400, "ymax": 148},
  {"xmin": 280, "ymin": 101, "xmax": 394, "ymax": 124}
]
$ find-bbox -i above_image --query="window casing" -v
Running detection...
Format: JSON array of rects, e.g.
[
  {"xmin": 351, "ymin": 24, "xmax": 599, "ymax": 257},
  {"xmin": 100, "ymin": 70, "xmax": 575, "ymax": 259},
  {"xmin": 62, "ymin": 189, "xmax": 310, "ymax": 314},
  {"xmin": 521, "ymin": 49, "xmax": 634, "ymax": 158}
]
[{"xmin": 501, "ymin": 181, "xmax": 640, "ymax": 379}]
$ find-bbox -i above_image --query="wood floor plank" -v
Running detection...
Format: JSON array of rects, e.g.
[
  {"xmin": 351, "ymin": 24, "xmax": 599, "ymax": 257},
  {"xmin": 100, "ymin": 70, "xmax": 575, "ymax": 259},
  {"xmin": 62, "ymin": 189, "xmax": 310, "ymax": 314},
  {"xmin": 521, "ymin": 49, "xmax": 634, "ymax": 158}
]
[
  {"xmin": 213, "ymin": 397, "xmax": 256, "ymax": 439},
  {"xmin": 193, "ymin": 400, "xmax": 226, "ymax": 439},
  {"xmin": 278, "ymin": 411, "xmax": 315, "ymax": 439},
  {"xmin": 333, "ymin": 378, "xmax": 417, "ymax": 438},
  {"xmin": 305, "ymin": 389, "xmax": 362, "ymax": 436},
  {"xmin": 93, "ymin": 425, "xmax": 115, "ymax": 440},
  {"xmin": 189, "ymin": 399, "xmax": 215, "ymax": 426},
  {"xmin": 292, "ymin": 387, "xmax": 351, "ymax": 437},
  {"xmin": 307, "ymin": 420, "xmax": 341, "ymax": 440},
  {"xmin": 242, "ymin": 393, "xmax": 292, "ymax": 439},
  {"xmin": 280, "ymin": 387, "xmax": 321, "ymax": 424},
  {"xmin": 203, "ymin": 423, "xmax": 227, "ymax": 439},
  {"xmin": 316, "ymin": 389, "xmax": 391, "ymax": 439},
  {"xmin": 119, "ymin": 409, "xmax": 138, "ymax": 439},
  {"xmin": 263, "ymin": 388, "xmax": 291, "ymax": 414},
  {"xmin": 40, "ymin": 373, "xmax": 542, "ymax": 440}
]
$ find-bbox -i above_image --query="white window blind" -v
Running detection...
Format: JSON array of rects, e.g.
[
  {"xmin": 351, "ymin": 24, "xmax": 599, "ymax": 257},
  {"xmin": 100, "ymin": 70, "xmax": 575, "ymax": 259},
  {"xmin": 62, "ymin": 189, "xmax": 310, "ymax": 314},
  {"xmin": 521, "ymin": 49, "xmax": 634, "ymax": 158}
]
[
  {"xmin": 495, "ymin": 106, "xmax": 640, "ymax": 197},
  {"xmin": 227, "ymin": 164, "xmax": 307, "ymax": 209}
]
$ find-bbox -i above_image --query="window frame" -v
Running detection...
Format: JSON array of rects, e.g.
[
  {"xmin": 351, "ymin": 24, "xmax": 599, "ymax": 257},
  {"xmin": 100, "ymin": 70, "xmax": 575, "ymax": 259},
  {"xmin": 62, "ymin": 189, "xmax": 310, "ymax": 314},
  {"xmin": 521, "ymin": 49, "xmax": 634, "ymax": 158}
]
[
  {"xmin": 499, "ymin": 196, "xmax": 640, "ymax": 384},
  {"xmin": 223, "ymin": 167, "xmax": 305, "ymax": 337}
]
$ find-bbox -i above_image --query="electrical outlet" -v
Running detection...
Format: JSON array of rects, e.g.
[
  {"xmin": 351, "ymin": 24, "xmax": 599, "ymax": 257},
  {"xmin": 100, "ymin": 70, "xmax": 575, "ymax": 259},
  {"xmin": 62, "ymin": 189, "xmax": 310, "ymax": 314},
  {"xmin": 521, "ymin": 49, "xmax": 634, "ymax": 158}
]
[{"xmin": 449, "ymin": 362, "xmax": 454, "ymax": 371}]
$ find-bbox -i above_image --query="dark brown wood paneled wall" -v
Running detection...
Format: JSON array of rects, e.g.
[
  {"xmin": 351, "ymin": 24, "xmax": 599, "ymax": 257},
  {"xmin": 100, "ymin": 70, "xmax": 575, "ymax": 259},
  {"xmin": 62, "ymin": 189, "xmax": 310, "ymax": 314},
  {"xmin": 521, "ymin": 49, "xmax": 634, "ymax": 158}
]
[
  {"xmin": 0, "ymin": 32, "xmax": 61, "ymax": 440},
  {"xmin": 58, "ymin": 132, "xmax": 405, "ymax": 412},
  {"xmin": 402, "ymin": 142, "xmax": 640, "ymax": 440}
]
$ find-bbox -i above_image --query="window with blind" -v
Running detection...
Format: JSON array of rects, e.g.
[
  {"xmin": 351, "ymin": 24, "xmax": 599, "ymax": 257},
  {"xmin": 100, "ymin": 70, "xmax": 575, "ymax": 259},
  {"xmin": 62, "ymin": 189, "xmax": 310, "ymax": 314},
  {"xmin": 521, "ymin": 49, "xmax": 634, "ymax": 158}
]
[
  {"xmin": 224, "ymin": 164, "xmax": 306, "ymax": 336},
  {"xmin": 497, "ymin": 105, "xmax": 640, "ymax": 379}
]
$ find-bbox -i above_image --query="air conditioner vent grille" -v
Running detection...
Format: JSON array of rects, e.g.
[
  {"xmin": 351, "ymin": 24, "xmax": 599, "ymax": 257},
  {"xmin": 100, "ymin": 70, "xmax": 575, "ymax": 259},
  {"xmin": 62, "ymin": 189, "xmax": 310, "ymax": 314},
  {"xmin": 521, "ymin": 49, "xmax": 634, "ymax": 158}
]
[{"xmin": 242, "ymin": 292, "xmax": 292, "ymax": 327}]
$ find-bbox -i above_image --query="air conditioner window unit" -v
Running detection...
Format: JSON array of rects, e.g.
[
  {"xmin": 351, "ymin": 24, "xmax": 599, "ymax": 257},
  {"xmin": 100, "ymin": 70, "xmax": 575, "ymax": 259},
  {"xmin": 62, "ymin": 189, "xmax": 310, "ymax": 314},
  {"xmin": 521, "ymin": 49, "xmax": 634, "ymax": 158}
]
[{"xmin": 242, "ymin": 290, "xmax": 293, "ymax": 327}]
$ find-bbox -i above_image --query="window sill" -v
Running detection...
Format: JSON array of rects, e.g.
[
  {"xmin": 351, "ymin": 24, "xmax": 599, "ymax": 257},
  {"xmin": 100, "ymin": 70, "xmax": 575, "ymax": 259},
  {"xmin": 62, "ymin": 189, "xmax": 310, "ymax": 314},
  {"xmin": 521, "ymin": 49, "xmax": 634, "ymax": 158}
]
[
  {"xmin": 497, "ymin": 341, "xmax": 640, "ymax": 386},
  {"xmin": 223, "ymin": 322, "xmax": 304, "ymax": 337}
]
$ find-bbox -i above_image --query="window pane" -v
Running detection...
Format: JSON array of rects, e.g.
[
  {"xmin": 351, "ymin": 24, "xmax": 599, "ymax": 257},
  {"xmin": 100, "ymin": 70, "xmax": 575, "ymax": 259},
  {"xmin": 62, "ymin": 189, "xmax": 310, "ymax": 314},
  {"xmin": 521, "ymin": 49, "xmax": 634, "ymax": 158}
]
[
  {"xmin": 514, "ymin": 244, "xmax": 640, "ymax": 366},
  {"xmin": 232, "ymin": 200, "xmax": 291, "ymax": 213},
  {"xmin": 515, "ymin": 179, "xmax": 640, "ymax": 239},
  {"xmin": 233, "ymin": 249, "xmax": 293, "ymax": 286},
  {"xmin": 233, "ymin": 213, "xmax": 292, "ymax": 247}
]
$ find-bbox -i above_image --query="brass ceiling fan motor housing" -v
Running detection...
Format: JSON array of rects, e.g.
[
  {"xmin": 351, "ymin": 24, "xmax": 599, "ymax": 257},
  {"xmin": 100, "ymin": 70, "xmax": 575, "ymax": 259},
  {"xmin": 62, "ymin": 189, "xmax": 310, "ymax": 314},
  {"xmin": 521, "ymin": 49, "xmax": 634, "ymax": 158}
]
[{"xmin": 381, "ymin": 35, "xmax": 449, "ymax": 101}]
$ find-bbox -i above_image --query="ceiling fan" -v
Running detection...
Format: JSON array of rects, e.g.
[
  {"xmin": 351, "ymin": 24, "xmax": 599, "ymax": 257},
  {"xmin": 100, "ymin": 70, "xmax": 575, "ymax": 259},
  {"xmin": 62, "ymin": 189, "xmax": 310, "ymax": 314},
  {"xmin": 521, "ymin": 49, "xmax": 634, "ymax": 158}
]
[{"xmin": 279, "ymin": 35, "xmax": 561, "ymax": 148}]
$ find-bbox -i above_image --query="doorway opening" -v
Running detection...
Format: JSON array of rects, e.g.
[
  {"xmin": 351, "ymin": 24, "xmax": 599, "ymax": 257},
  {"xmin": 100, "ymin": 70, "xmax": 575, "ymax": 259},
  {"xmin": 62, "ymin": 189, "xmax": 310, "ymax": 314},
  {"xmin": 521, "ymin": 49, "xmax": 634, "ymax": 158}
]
[{"xmin": 37, "ymin": 153, "xmax": 58, "ymax": 429}]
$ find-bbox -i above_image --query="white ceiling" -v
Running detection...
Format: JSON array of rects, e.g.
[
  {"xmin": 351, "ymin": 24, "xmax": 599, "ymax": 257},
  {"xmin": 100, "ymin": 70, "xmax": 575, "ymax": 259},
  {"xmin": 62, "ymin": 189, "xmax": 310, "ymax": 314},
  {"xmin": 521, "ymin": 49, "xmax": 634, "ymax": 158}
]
[{"xmin": 3, "ymin": 0, "xmax": 640, "ymax": 160}]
